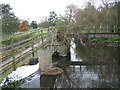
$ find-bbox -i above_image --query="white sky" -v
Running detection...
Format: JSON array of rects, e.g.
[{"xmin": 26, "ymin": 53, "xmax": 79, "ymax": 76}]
[
  {"xmin": 0, "ymin": 0, "xmax": 90, "ymax": 23},
  {"xmin": 0, "ymin": 0, "xmax": 118, "ymax": 23}
]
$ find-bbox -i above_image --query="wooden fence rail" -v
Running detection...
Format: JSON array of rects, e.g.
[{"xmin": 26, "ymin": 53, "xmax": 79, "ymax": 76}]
[{"xmin": 0, "ymin": 28, "xmax": 57, "ymax": 83}]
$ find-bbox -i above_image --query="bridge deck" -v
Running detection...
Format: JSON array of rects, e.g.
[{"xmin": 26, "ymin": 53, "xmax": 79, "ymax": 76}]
[{"xmin": 67, "ymin": 33, "xmax": 120, "ymax": 37}]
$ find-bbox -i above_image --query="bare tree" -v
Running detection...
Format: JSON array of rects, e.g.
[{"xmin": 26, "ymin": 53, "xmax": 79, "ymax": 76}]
[
  {"xmin": 101, "ymin": 0, "xmax": 117, "ymax": 8},
  {"xmin": 65, "ymin": 4, "xmax": 78, "ymax": 22}
]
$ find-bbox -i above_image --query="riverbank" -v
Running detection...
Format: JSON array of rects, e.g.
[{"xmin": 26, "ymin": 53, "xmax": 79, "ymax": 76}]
[{"xmin": 82, "ymin": 37, "xmax": 120, "ymax": 47}]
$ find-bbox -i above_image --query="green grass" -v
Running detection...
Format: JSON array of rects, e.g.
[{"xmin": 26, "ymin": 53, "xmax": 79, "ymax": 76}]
[
  {"xmin": 89, "ymin": 37, "xmax": 120, "ymax": 43},
  {"xmin": 0, "ymin": 28, "xmax": 48, "ymax": 43},
  {"xmin": 1, "ymin": 79, "xmax": 22, "ymax": 89},
  {"xmin": 79, "ymin": 29, "xmax": 118, "ymax": 33}
]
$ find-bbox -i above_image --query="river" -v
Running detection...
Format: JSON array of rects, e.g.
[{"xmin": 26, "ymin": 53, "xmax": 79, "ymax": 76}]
[{"xmin": 20, "ymin": 38, "xmax": 119, "ymax": 88}]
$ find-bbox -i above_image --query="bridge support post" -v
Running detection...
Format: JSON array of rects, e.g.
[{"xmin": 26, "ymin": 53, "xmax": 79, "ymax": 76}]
[
  {"xmin": 11, "ymin": 36, "xmax": 16, "ymax": 71},
  {"xmin": 38, "ymin": 49, "xmax": 53, "ymax": 71},
  {"xmin": 57, "ymin": 45, "xmax": 69, "ymax": 57}
]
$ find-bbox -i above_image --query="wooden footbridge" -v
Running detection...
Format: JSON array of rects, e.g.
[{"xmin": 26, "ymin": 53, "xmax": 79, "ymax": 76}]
[
  {"xmin": 0, "ymin": 28, "xmax": 58, "ymax": 83},
  {"xmin": 0, "ymin": 28, "xmax": 119, "ymax": 83}
]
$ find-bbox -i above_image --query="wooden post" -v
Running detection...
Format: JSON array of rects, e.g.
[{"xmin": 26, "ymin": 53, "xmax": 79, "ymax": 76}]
[
  {"xmin": 41, "ymin": 30, "xmax": 43, "ymax": 48},
  {"xmin": 51, "ymin": 29, "xmax": 53, "ymax": 46},
  {"xmin": 48, "ymin": 28, "xmax": 51, "ymax": 49},
  {"xmin": 11, "ymin": 36, "xmax": 16, "ymax": 71},
  {"xmin": 48, "ymin": 27, "xmax": 50, "ymax": 39},
  {"xmin": 94, "ymin": 26, "xmax": 96, "ymax": 37},
  {"xmin": 107, "ymin": 27, "xmax": 109, "ymax": 33},
  {"xmin": 31, "ymin": 32, "xmax": 35, "ymax": 57},
  {"xmin": 87, "ymin": 28, "xmax": 89, "ymax": 34}
]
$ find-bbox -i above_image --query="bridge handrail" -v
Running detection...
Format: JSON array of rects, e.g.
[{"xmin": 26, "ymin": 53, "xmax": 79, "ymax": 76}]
[
  {"xmin": 0, "ymin": 28, "xmax": 57, "ymax": 83},
  {"xmin": 1, "ymin": 28, "xmax": 48, "ymax": 41}
]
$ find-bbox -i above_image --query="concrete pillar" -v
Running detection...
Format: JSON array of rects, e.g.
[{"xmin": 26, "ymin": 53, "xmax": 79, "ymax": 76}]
[
  {"xmin": 38, "ymin": 49, "xmax": 53, "ymax": 71},
  {"xmin": 56, "ymin": 44, "xmax": 70, "ymax": 57}
]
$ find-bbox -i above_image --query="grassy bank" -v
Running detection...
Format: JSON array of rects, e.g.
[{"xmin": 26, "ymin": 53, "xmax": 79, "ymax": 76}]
[
  {"xmin": 1, "ymin": 28, "xmax": 48, "ymax": 46},
  {"xmin": 83, "ymin": 37, "xmax": 120, "ymax": 47},
  {"xmin": 89, "ymin": 37, "xmax": 120, "ymax": 44}
]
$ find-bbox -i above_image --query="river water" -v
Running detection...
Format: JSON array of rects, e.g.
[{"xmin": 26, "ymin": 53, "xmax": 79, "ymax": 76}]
[{"xmin": 21, "ymin": 38, "xmax": 119, "ymax": 88}]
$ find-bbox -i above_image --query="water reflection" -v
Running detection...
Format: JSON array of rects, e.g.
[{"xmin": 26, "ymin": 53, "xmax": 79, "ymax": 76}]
[
  {"xmin": 40, "ymin": 75, "xmax": 57, "ymax": 88},
  {"xmin": 54, "ymin": 65, "xmax": 118, "ymax": 88},
  {"xmin": 74, "ymin": 38, "xmax": 119, "ymax": 63},
  {"xmin": 53, "ymin": 38, "xmax": 119, "ymax": 88}
]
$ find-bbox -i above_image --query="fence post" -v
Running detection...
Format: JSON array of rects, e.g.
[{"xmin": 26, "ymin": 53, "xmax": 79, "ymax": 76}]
[
  {"xmin": 11, "ymin": 36, "xmax": 16, "ymax": 71},
  {"xmin": 87, "ymin": 28, "xmax": 89, "ymax": 33},
  {"xmin": 47, "ymin": 27, "xmax": 49, "ymax": 39},
  {"xmin": 48, "ymin": 28, "xmax": 51, "ymax": 49},
  {"xmin": 51, "ymin": 28, "xmax": 53, "ymax": 43},
  {"xmin": 41, "ymin": 30, "xmax": 44, "ymax": 48},
  {"xmin": 31, "ymin": 32, "xmax": 35, "ymax": 57}
]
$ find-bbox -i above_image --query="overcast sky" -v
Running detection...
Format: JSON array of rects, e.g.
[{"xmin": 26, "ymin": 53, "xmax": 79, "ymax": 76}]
[
  {"xmin": 0, "ymin": 0, "xmax": 89, "ymax": 23},
  {"xmin": 0, "ymin": 0, "xmax": 117, "ymax": 23}
]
